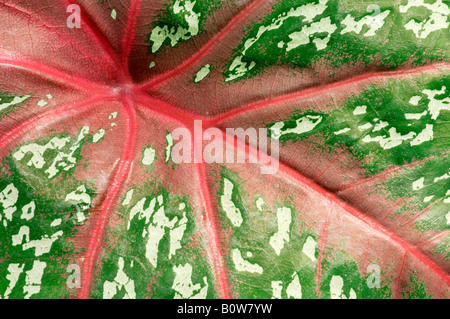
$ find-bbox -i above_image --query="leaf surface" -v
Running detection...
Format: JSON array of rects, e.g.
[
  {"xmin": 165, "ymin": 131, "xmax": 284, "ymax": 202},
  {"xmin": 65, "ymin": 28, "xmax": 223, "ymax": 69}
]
[{"xmin": 0, "ymin": 0, "xmax": 449, "ymax": 299}]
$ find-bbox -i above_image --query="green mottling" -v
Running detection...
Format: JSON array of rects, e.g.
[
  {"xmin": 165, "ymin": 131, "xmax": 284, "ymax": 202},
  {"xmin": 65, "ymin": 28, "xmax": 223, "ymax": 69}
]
[
  {"xmin": 0, "ymin": 92, "xmax": 31, "ymax": 119},
  {"xmin": 148, "ymin": 0, "xmax": 230, "ymax": 54},
  {"xmin": 218, "ymin": 167, "xmax": 247, "ymax": 228},
  {"xmin": 268, "ymin": 75, "xmax": 450, "ymax": 176},
  {"xmin": 224, "ymin": 0, "xmax": 448, "ymax": 82},
  {"xmin": 402, "ymin": 272, "xmax": 433, "ymax": 299},
  {"xmin": 385, "ymin": 154, "xmax": 449, "ymax": 232},
  {"xmin": 11, "ymin": 126, "xmax": 106, "ymax": 184},
  {"xmin": 91, "ymin": 184, "xmax": 214, "ymax": 299},
  {"xmin": 0, "ymin": 159, "xmax": 96, "ymax": 298},
  {"xmin": 320, "ymin": 251, "xmax": 392, "ymax": 299},
  {"xmin": 218, "ymin": 168, "xmax": 395, "ymax": 299},
  {"xmin": 435, "ymin": 235, "xmax": 450, "ymax": 261}
]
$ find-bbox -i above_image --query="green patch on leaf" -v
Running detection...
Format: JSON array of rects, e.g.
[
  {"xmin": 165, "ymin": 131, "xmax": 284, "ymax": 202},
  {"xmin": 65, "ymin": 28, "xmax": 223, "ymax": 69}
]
[
  {"xmin": 92, "ymin": 183, "xmax": 214, "ymax": 299},
  {"xmin": 224, "ymin": 0, "xmax": 448, "ymax": 82},
  {"xmin": 268, "ymin": 74, "xmax": 450, "ymax": 176}
]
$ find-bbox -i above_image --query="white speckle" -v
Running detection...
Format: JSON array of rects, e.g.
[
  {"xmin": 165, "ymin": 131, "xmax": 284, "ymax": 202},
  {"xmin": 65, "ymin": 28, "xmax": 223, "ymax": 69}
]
[
  {"xmin": 111, "ymin": 9, "xmax": 117, "ymax": 20},
  {"xmin": 330, "ymin": 275, "xmax": 357, "ymax": 299},
  {"xmin": 109, "ymin": 112, "xmax": 118, "ymax": 120},
  {"xmin": 0, "ymin": 183, "xmax": 19, "ymax": 210},
  {"xmin": 287, "ymin": 17, "xmax": 337, "ymax": 51},
  {"xmin": 226, "ymin": 0, "xmax": 330, "ymax": 82},
  {"xmin": 232, "ymin": 248, "xmax": 263, "ymax": 274},
  {"xmin": 122, "ymin": 189, "xmax": 134, "ymax": 206},
  {"xmin": 23, "ymin": 260, "xmax": 46, "ymax": 299},
  {"xmin": 353, "ymin": 105, "xmax": 367, "ymax": 115},
  {"xmin": 12, "ymin": 226, "xmax": 29, "ymax": 246},
  {"xmin": 50, "ymin": 218, "xmax": 62, "ymax": 227},
  {"xmin": 220, "ymin": 178, "xmax": 243, "ymax": 227},
  {"xmin": 172, "ymin": 263, "xmax": 208, "ymax": 299},
  {"xmin": 194, "ymin": 64, "xmax": 211, "ymax": 83},
  {"xmin": 286, "ymin": 274, "xmax": 302, "ymax": 299},
  {"xmin": 46, "ymin": 94, "xmax": 53, "ymax": 99},
  {"xmin": 169, "ymin": 213, "xmax": 188, "ymax": 259},
  {"xmin": 145, "ymin": 205, "xmax": 177, "ymax": 268},
  {"xmin": 272, "ymin": 281, "xmax": 283, "ymax": 299},
  {"xmin": 103, "ymin": 257, "xmax": 136, "ymax": 299},
  {"xmin": 270, "ymin": 207, "xmax": 292, "ymax": 255},
  {"xmin": 0, "ymin": 95, "xmax": 31, "ymax": 112},
  {"xmin": 334, "ymin": 127, "xmax": 351, "ymax": 135},
  {"xmin": 142, "ymin": 147, "xmax": 156, "ymax": 166},
  {"xmin": 165, "ymin": 133, "xmax": 173, "ymax": 163},
  {"xmin": 256, "ymin": 197, "xmax": 264, "ymax": 211},
  {"xmin": 412, "ymin": 177, "xmax": 425, "ymax": 191},
  {"xmin": 341, "ymin": 10, "xmax": 390, "ymax": 37},
  {"xmin": 410, "ymin": 124, "xmax": 433, "ymax": 146},
  {"xmin": 149, "ymin": 0, "xmax": 201, "ymax": 53},
  {"xmin": 423, "ymin": 195, "xmax": 434, "ymax": 202},
  {"xmin": 4, "ymin": 263, "xmax": 25, "ymax": 299},
  {"xmin": 149, "ymin": 61, "xmax": 156, "ymax": 68},
  {"xmin": 93, "ymin": 129, "xmax": 106, "ymax": 143},
  {"xmin": 362, "ymin": 127, "xmax": 416, "ymax": 150},
  {"xmin": 23, "ymin": 231, "xmax": 63, "ymax": 256},
  {"xmin": 302, "ymin": 236, "xmax": 317, "ymax": 261},
  {"xmin": 14, "ymin": 126, "xmax": 90, "ymax": 179},
  {"xmin": 37, "ymin": 100, "xmax": 48, "ymax": 107},
  {"xmin": 271, "ymin": 115, "xmax": 322, "ymax": 139},
  {"xmin": 21, "ymin": 201, "xmax": 35, "ymax": 221},
  {"xmin": 358, "ymin": 123, "xmax": 373, "ymax": 131},
  {"xmin": 400, "ymin": 0, "xmax": 450, "ymax": 39},
  {"xmin": 405, "ymin": 111, "xmax": 427, "ymax": 120},
  {"xmin": 446, "ymin": 212, "xmax": 450, "ymax": 225},
  {"xmin": 409, "ymin": 96, "xmax": 422, "ymax": 106},
  {"xmin": 66, "ymin": 185, "xmax": 91, "ymax": 205},
  {"xmin": 423, "ymin": 86, "xmax": 450, "ymax": 120},
  {"xmin": 372, "ymin": 120, "xmax": 389, "ymax": 132},
  {"xmin": 434, "ymin": 173, "xmax": 449, "ymax": 183}
]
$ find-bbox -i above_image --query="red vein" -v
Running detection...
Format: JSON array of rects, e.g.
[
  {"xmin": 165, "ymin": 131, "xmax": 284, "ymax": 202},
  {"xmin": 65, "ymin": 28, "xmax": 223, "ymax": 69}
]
[
  {"xmin": 417, "ymin": 230, "xmax": 450, "ymax": 249},
  {"xmin": 79, "ymin": 98, "xmax": 137, "ymax": 299},
  {"xmin": 339, "ymin": 156, "xmax": 436, "ymax": 193},
  {"xmin": 194, "ymin": 160, "xmax": 231, "ymax": 299},
  {"xmin": 223, "ymin": 132, "xmax": 450, "ymax": 283},
  {"xmin": 313, "ymin": 153, "xmax": 340, "ymax": 180},
  {"xmin": 121, "ymin": 0, "xmax": 142, "ymax": 77},
  {"xmin": 211, "ymin": 62, "xmax": 450, "ymax": 125},
  {"xmin": 0, "ymin": 0, "xmax": 112, "ymax": 67},
  {"xmin": 66, "ymin": 0, "xmax": 121, "ymax": 71},
  {"xmin": 395, "ymin": 252, "xmax": 408, "ymax": 299},
  {"xmin": 0, "ymin": 54, "xmax": 112, "ymax": 93},
  {"xmin": 135, "ymin": 94, "xmax": 231, "ymax": 298},
  {"xmin": 0, "ymin": 95, "xmax": 110, "ymax": 149},
  {"xmin": 137, "ymin": 0, "xmax": 266, "ymax": 91},
  {"xmin": 134, "ymin": 92, "xmax": 206, "ymax": 127}
]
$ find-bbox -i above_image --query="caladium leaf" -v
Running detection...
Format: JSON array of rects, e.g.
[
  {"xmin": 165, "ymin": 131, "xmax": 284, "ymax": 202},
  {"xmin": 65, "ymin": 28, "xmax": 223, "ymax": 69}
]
[{"xmin": 0, "ymin": 0, "xmax": 449, "ymax": 299}]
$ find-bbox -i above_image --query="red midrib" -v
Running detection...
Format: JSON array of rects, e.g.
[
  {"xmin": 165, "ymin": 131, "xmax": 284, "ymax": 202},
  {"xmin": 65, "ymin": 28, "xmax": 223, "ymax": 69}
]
[
  {"xmin": 195, "ymin": 160, "xmax": 232, "ymax": 299},
  {"xmin": 78, "ymin": 99, "xmax": 137, "ymax": 299}
]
